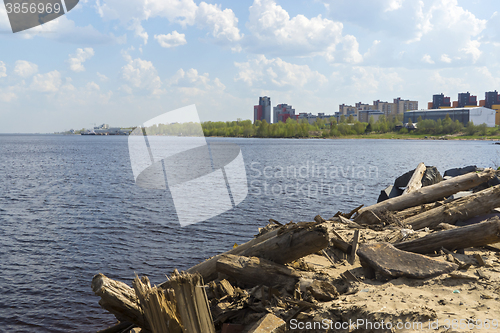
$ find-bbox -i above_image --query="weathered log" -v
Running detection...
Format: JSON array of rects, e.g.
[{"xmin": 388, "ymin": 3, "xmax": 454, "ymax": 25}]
[
  {"xmin": 133, "ymin": 276, "xmax": 182, "ymax": 333},
  {"xmin": 403, "ymin": 162, "xmax": 426, "ymax": 195},
  {"xmin": 177, "ymin": 226, "xmax": 283, "ymax": 284},
  {"xmin": 357, "ymin": 243, "xmax": 458, "ymax": 279},
  {"xmin": 169, "ymin": 273, "xmax": 215, "ymax": 333},
  {"xmin": 237, "ymin": 223, "xmax": 329, "ymax": 264},
  {"xmin": 216, "ymin": 254, "xmax": 300, "ymax": 289},
  {"xmin": 394, "ymin": 217, "xmax": 500, "ymax": 254},
  {"xmin": 404, "ymin": 184, "xmax": 500, "ymax": 230},
  {"xmin": 355, "ymin": 169, "xmax": 495, "ymax": 225},
  {"xmin": 91, "ymin": 273, "xmax": 149, "ymax": 331},
  {"xmin": 393, "ymin": 201, "xmax": 444, "ymax": 220}
]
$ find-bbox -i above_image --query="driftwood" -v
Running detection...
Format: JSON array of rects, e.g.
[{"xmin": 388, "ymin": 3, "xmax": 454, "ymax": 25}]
[
  {"xmin": 236, "ymin": 223, "xmax": 329, "ymax": 265},
  {"xmin": 355, "ymin": 169, "xmax": 495, "ymax": 225},
  {"xmin": 403, "ymin": 162, "xmax": 426, "ymax": 194},
  {"xmin": 216, "ymin": 254, "xmax": 301, "ymax": 290},
  {"xmin": 404, "ymin": 184, "xmax": 500, "ymax": 230},
  {"xmin": 357, "ymin": 243, "xmax": 458, "ymax": 279},
  {"xmin": 394, "ymin": 217, "xmax": 500, "ymax": 254},
  {"xmin": 133, "ymin": 276, "xmax": 182, "ymax": 333},
  {"xmin": 169, "ymin": 273, "xmax": 215, "ymax": 333},
  {"xmin": 179, "ymin": 226, "xmax": 283, "ymax": 283},
  {"xmin": 393, "ymin": 201, "xmax": 444, "ymax": 220},
  {"xmin": 91, "ymin": 273, "xmax": 148, "ymax": 330}
]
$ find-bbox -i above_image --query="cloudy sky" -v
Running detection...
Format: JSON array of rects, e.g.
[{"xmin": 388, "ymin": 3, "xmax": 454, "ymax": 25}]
[{"xmin": 0, "ymin": 0, "xmax": 499, "ymax": 132}]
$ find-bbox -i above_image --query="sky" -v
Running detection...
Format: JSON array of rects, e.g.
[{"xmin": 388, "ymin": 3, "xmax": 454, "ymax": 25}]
[{"xmin": 0, "ymin": 0, "xmax": 499, "ymax": 133}]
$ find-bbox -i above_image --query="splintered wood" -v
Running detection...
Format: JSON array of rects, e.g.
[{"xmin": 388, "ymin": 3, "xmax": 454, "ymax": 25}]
[{"xmin": 133, "ymin": 275, "xmax": 182, "ymax": 333}]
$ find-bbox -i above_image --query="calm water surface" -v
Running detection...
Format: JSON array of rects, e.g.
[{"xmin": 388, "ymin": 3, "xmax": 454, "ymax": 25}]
[{"xmin": 0, "ymin": 135, "xmax": 497, "ymax": 332}]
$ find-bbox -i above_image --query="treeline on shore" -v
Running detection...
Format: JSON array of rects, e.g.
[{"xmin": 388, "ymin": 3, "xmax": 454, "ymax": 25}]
[{"xmin": 144, "ymin": 114, "xmax": 496, "ymax": 138}]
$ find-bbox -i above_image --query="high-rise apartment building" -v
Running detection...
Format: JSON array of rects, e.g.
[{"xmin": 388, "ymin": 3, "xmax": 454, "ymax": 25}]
[
  {"xmin": 273, "ymin": 103, "xmax": 297, "ymax": 123},
  {"xmin": 373, "ymin": 100, "xmax": 397, "ymax": 116},
  {"xmin": 393, "ymin": 97, "xmax": 418, "ymax": 114},
  {"xmin": 457, "ymin": 92, "xmax": 477, "ymax": 108},
  {"xmin": 254, "ymin": 96, "xmax": 271, "ymax": 123},
  {"xmin": 485, "ymin": 91, "xmax": 500, "ymax": 109},
  {"xmin": 432, "ymin": 93, "xmax": 451, "ymax": 109}
]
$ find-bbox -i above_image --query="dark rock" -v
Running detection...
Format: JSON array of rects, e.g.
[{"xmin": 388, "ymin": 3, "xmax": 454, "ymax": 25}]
[
  {"xmin": 377, "ymin": 185, "xmax": 403, "ymax": 203},
  {"xmin": 422, "ymin": 166, "xmax": 443, "ymax": 187},
  {"xmin": 394, "ymin": 170, "xmax": 414, "ymax": 188},
  {"xmin": 357, "ymin": 243, "xmax": 458, "ymax": 279},
  {"xmin": 443, "ymin": 165, "xmax": 482, "ymax": 177},
  {"xmin": 394, "ymin": 166, "xmax": 442, "ymax": 189}
]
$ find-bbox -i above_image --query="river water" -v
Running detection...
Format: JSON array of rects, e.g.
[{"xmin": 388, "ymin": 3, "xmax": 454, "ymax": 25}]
[{"xmin": 0, "ymin": 135, "xmax": 497, "ymax": 332}]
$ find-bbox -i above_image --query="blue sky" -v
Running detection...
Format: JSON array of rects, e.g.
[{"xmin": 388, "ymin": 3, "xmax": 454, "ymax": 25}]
[{"xmin": 0, "ymin": 0, "xmax": 499, "ymax": 132}]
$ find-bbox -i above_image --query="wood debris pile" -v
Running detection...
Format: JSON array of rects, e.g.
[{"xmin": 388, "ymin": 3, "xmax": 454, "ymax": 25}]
[{"xmin": 92, "ymin": 164, "xmax": 500, "ymax": 333}]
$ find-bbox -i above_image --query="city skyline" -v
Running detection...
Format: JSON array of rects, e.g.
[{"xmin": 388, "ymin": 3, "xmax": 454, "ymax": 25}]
[{"xmin": 1, "ymin": 0, "xmax": 500, "ymax": 133}]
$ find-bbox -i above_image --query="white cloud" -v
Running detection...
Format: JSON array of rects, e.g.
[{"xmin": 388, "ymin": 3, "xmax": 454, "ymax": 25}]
[
  {"xmin": 0, "ymin": 61, "xmax": 6, "ymax": 78},
  {"xmin": 195, "ymin": 2, "xmax": 242, "ymax": 42},
  {"xmin": 14, "ymin": 60, "xmax": 38, "ymax": 77},
  {"xmin": 97, "ymin": 72, "xmax": 109, "ymax": 82},
  {"xmin": 440, "ymin": 54, "xmax": 452, "ymax": 63},
  {"xmin": 168, "ymin": 68, "xmax": 226, "ymax": 97},
  {"xmin": 154, "ymin": 31, "xmax": 187, "ymax": 48},
  {"xmin": 460, "ymin": 39, "xmax": 482, "ymax": 63},
  {"xmin": 30, "ymin": 71, "xmax": 62, "ymax": 93},
  {"xmin": 422, "ymin": 54, "xmax": 435, "ymax": 64},
  {"xmin": 68, "ymin": 48, "xmax": 95, "ymax": 72},
  {"xmin": 121, "ymin": 57, "xmax": 162, "ymax": 95},
  {"xmin": 246, "ymin": 0, "xmax": 359, "ymax": 62},
  {"xmin": 96, "ymin": 0, "xmax": 241, "ymax": 45},
  {"xmin": 234, "ymin": 55, "xmax": 327, "ymax": 88}
]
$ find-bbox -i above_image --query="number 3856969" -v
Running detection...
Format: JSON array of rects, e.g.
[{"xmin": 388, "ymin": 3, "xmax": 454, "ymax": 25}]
[{"xmin": 5, "ymin": 2, "xmax": 62, "ymax": 14}]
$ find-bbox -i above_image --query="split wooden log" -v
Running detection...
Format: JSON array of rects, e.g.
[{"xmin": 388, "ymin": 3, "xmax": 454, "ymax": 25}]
[
  {"xmin": 169, "ymin": 273, "xmax": 216, "ymax": 333},
  {"xmin": 404, "ymin": 184, "xmax": 500, "ymax": 230},
  {"xmin": 91, "ymin": 273, "xmax": 149, "ymax": 331},
  {"xmin": 236, "ymin": 223, "xmax": 329, "ymax": 264},
  {"xmin": 178, "ymin": 226, "xmax": 283, "ymax": 284},
  {"xmin": 403, "ymin": 162, "xmax": 426, "ymax": 195},
  {"xmin": 394, "ymin": 217, "xmax": 500, "ymax": 254},
  {"xmin": 133, "ymin": 275, "xmax": 182, "ymax": 333},
  {"xmin": 354, "ymin": 169, "xmax": 496, "ymax": 225},
  {"xmin": 216, "ymin": 254, "xmax": 301, "ymax": 289}
]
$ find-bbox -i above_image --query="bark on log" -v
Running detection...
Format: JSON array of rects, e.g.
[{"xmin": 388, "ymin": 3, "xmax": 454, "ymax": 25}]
[
  {"xmin": 91, "ymin": 273, "xmax": 149, "ymax": 331},
  {"xmin": 404, "ymin": 184, "xmax": 500, "ymax": 230},
  {"xmin": 403, "ymin": 162, "xmax": 426, "ymax": 195},
  {"xmin": 237, "ymin": 223, "xmax": 329, "ymax": 264},
  {"xmin": 394, "ymin": 217, "xmax": 500, "ymax": 254},
  {"xmin": 355, "ymin": 169, "xmax": 496, "ymax": 225},
  {"xmin": 216, "ymin": 254, "xmax": 300, "ymax": 289}
]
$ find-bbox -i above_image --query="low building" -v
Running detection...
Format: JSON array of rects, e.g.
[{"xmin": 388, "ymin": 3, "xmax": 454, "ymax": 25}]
[
  {"xmin": 358, "ymin": 110, "xmax": 385, "ymax": 123},
  {"xmin": 404, "ymin": 107, "xmax": 496, "ymax": 127}
]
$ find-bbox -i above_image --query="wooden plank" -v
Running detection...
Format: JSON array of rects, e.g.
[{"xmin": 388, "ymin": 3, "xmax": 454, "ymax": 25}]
[
  {"xmin": 403, "ymin": 162, "xmax": 426, "ymax": 195},
  {"xmin": 349, "ymin": 230, "xmax": 360, "ymax": 265}
]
